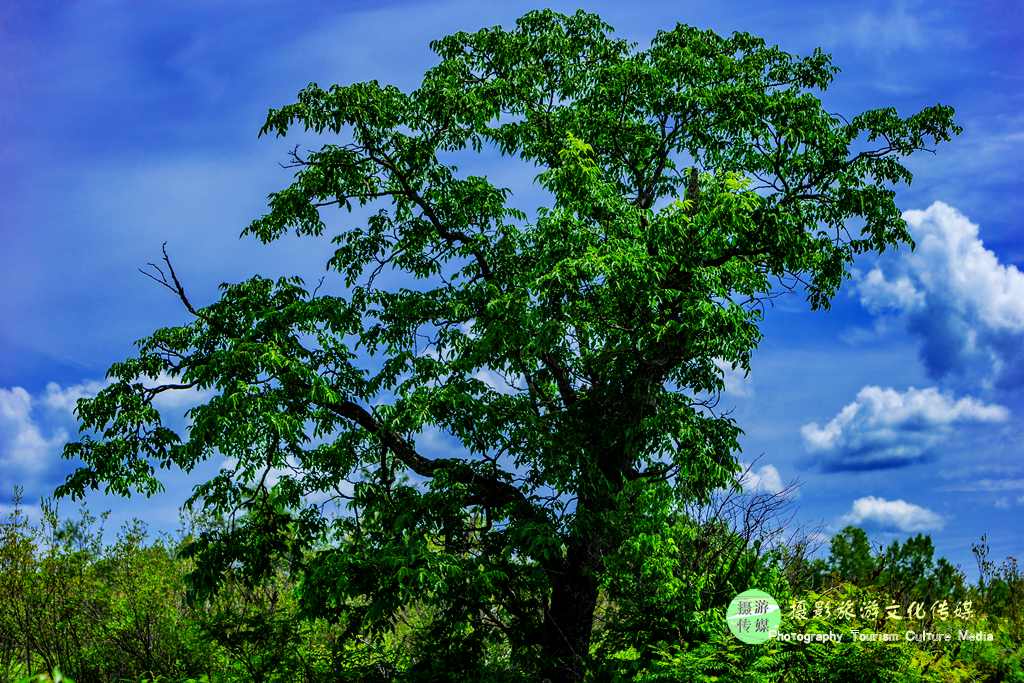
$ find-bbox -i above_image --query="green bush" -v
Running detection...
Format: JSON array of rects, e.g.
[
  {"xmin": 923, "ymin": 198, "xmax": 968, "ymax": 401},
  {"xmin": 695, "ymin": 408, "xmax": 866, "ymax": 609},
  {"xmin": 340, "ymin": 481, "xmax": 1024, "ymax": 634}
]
[{"xmin": 1, "ymin": 489, "xmax": 1021, "ymax": 681}]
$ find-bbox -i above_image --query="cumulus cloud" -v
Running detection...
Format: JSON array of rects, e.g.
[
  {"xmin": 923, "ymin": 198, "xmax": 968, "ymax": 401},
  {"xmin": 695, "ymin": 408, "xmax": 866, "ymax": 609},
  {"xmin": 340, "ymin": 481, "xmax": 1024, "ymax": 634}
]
[
  {"xmin": 854, "ymin": 202, "xmax": 1024, "ymax": 390},
  {"xmin": 857, "ymin": 269, "xmax": 925, "ymax": 314},
  {"xmin": 0, "ymin": 387, "xmax": 68, "ymax": 475},
  {"xmin": 46, "ymin": 373, "xmax": 212, "ymax": 412},
  {"xmin": 737, "ymin": 462, "xmax": 784, "ymax": 494},
  {"xmin": 801, "ymin": 385, "xmax": 1009, "ymax": 471},
  {"xmin": 841, "ymin": 496, "xmax": 944, "ymax": 532},
  {"xmin": 42, "ymin": 380, "xmax": 109, "ymax": 415},
  {"xmin": 0, "ymin": 375, "xmax": 212, "ymax": 485}
]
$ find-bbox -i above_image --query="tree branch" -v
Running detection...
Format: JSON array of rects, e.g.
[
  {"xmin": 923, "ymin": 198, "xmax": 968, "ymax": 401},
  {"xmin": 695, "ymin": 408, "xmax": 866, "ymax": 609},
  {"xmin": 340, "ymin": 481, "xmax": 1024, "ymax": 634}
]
[{"xmin": 320, "ymin": 397, "xmax": 548, "ymax": 528}]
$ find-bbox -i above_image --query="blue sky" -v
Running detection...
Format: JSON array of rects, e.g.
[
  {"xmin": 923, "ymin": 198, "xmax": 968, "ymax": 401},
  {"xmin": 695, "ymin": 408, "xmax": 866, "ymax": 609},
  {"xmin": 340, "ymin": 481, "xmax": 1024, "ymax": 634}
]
[{"xmin": 2, "ymin": 0, "xmax": 1022, "ymax": 577}]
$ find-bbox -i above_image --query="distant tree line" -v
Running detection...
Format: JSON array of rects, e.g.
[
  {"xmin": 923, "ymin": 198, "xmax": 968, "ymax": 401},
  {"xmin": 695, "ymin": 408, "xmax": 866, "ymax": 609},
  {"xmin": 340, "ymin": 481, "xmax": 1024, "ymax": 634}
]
[{"xmin": 1, "ymin": 485, "xmax": 1021, "ymax": 682}]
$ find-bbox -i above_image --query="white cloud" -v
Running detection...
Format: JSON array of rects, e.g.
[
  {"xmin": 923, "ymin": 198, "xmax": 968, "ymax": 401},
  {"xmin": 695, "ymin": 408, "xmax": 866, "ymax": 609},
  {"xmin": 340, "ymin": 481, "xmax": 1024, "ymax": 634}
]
[
  {"xmin": 0, "ymin": 374, "xmax": 211, "ymax": 484},
  {"xmin": 857, "ymin": 268, "xmax": 925, "ymax": 314},
  {"xmin": 140, "ymin": 370, "xmax": 213, "ymax": 409},
  {"xmin": 473, "ymin": 367, "xmax": 525, "ymax": 395},
  {"xmin": 715, "ymin": 358, "xmax": 753, "ymax": 397},
  {"xmin": 849, "ymin": 5, "xmax": 924, "ymax": 54},
  {"xmin": 841, "ymin": 495, "xmax": 944, "ymax": 532},
  {"xmin": 902, "ymin": 203, "xmax": 1024, "ymax": 331},
  {"xmin": 42, "ymin": 379, "xmax": 109, "ymax": 415},
  {"xmin": 854, "ymin": 202, "xmax": 1024, "ymax": 389},
  {"xmin": 42, "ymin": 372, "xmax": 211, "ymax": 414},
  {"xmin": 737, "ymin": 462, "xmax": 784, "ymax": 494},
  {"xmin": 0, "ymin": 387, "xmax": 68, "ymax": 474},
  {"xmin": 825, "ymin": 3, "xmax": 965, "ymax": 58},
  {"xmin": 801, "ymin": 385, "xmax": 1008, "ymax": 471},
  {"xmin": 942, "ymin": 478, "xmax": 1024, "ymax": 493}
]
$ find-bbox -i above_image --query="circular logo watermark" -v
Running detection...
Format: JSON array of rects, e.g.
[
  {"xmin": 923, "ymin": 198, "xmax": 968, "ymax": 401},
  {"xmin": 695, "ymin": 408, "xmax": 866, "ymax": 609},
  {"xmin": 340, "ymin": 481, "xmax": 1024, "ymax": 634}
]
[{"xmin": 726, "ymin": 589, "xmax": 781, "ymax": 644}]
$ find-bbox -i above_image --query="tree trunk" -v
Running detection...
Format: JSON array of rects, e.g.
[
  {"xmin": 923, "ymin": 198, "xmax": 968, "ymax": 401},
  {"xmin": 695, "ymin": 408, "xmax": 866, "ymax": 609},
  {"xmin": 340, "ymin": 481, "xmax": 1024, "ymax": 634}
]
[{"xmin": 539, "ymin": 536, "xmax": 603, "ymax": 682}]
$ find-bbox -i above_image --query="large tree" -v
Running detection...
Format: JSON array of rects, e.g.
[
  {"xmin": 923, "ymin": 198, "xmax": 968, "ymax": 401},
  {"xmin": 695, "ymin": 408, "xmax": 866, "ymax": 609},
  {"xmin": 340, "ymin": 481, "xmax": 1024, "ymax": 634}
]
[{"xmin": 58, "ymin": 10, "xmax": 960, "ymax": 681}]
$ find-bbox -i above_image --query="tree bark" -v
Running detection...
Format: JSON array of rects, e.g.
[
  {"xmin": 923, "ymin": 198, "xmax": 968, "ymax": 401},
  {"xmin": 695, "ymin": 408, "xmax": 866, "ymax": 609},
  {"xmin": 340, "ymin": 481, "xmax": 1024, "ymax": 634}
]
[{"xmin": 540, "ymin": 534, "xmax": 603, "ymax": 682}]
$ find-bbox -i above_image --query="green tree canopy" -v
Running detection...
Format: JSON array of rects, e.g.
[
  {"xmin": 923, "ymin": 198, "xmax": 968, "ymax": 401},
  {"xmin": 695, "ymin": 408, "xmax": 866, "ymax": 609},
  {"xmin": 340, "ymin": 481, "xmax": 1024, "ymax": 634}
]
[
  {"xmin": 829, "ymin": 525, "xmax": 877, "ymax": 586},
  {"xmin": 57, "ymin": 9, "xmax": 960, "ymax": 681}
]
